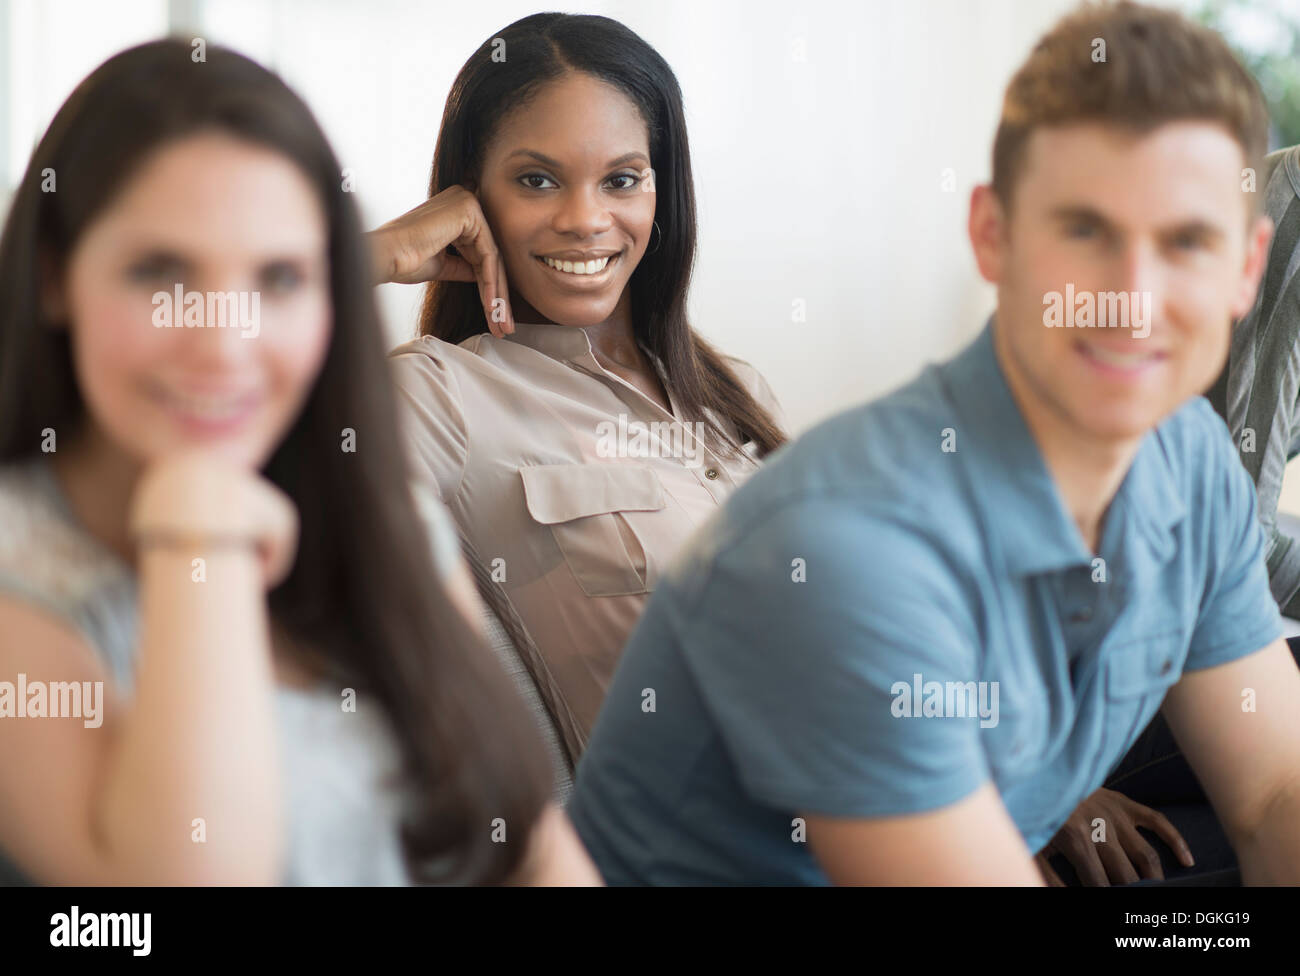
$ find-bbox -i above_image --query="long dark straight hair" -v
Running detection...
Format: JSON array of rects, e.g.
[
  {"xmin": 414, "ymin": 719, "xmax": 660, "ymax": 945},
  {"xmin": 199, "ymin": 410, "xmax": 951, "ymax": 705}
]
[
  {"xmin": 0, "ymin": 39, "xmax": 551, "ymax": 884},
  {"xmin": 419, "ymin": 12, "xmax": 786, "ymax": 457}
]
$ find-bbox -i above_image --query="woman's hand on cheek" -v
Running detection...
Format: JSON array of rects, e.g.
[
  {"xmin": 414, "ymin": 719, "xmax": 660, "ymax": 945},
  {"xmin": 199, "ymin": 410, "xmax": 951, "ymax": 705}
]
[
  {"xmin": 128, "ymin": 453, "xmax": 301, "ymax": 590},
  {"xmin": 368, "ymin": 185, "xmax": 515, "ymax": 338}
]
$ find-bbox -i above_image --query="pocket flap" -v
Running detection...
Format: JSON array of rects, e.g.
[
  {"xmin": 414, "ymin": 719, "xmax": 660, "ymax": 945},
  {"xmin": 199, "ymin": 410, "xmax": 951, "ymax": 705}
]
[
  {"xmin": 1105, "ymin": 630, "xmax": 1186, "ymax": 698},
  {"xmin": 519, "ymin": 463, "xmax": 666, "ymax": 524}
]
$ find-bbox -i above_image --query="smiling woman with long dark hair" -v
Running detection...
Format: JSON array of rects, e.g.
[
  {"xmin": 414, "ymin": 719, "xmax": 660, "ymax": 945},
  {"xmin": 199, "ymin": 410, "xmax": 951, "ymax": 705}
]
[
  {"xmin": 0, "ymin": 38, "xmax": 596, "ymax": 885},
  {"xmin": 375, "ymin": 13, "xmax": 788, "ymax": 762}
]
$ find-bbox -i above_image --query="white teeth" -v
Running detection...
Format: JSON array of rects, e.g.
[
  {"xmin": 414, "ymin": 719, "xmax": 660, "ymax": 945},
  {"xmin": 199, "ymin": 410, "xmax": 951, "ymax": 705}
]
[{"xmin": 543, "ymin": 255, "xmax": 611, "ymax": 275}]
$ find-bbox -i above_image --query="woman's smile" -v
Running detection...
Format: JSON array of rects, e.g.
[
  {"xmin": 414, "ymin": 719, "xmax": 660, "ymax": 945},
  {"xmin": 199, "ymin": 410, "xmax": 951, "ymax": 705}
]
[{"xmin": 534, "ymin": 249, "xmax": 622, "ymax": 285}]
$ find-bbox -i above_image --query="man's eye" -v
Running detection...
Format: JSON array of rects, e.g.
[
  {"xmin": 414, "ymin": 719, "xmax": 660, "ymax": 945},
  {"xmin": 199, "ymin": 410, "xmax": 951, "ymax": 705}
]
[
  {"xmin": 1171, "ymin": 232, "xmax": 1204, "ymax": 251},
  {"xmin": 519, "ymin": 173, "xmax": 557, "ymax": 190},
  {"xmin": 1065, "ymin": 222, "xmax": 1097, "ymax": 240}
]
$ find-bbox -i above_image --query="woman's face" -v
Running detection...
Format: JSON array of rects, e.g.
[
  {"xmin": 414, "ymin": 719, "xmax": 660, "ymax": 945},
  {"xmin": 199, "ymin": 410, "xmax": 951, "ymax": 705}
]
[
  {"xmin": 476, "ymin": 71, "xmax": 658, "ymax": 328},
  {"xmin": 60, "ymin": 131, "xmax": 332, "ymax": 470}
]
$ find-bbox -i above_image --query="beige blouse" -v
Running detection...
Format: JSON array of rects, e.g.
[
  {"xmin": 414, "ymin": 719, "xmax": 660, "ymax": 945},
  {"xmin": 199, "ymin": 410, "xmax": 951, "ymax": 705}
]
[{"xmin": 389, "ymin": 321, "xmax": 783, "ymax": 753}]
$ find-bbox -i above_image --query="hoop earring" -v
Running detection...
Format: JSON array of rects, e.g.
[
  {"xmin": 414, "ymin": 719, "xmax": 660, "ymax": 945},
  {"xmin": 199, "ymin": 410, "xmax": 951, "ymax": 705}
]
[{"xmin": 647, "ymin": 220, "xmax": 662, "ymax": 255}]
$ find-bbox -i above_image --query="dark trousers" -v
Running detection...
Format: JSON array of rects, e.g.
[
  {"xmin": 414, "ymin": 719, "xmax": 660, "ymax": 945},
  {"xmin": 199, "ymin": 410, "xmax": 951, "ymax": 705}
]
[{"xmin": 1052, "ymin": 636, "xmax": 1300, "ymax": 885}]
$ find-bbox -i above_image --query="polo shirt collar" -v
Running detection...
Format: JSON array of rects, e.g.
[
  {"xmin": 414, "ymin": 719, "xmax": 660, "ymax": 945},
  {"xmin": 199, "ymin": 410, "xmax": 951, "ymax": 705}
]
[
  {"xmin": 941, "ymin": 319, "xmax": 1185, "ymax": 577},
  {"xmin": 1107, "ymin": 417, "xmax": 1188, "ymax": 563}
]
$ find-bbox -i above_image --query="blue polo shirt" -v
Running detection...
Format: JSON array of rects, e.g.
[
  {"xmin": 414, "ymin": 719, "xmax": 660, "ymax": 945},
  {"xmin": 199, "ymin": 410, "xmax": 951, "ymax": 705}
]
[{"xmin": 568, "ymin": 322, "xmax": 1283, "ymax": 884}]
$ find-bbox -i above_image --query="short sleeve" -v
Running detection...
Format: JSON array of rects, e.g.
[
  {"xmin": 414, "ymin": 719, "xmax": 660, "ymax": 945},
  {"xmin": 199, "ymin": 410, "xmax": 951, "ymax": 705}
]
[
  {"xmin": 1186, "ymin": 423, "xmax": 1285, "ymax": 670},
  {"xmin": 675, "ymin": 498, "xmax": 990, "ymax": 818},
  {"xmin": 389, "ymin": 341, "xmax": 470, "ymax": 505}
]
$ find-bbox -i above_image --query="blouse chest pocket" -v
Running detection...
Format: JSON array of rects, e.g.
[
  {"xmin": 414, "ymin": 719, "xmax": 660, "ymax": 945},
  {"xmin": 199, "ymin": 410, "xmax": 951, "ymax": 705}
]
[{"xmin": 519, "ymin": 463, "xmax": 667, "ymax": 597}]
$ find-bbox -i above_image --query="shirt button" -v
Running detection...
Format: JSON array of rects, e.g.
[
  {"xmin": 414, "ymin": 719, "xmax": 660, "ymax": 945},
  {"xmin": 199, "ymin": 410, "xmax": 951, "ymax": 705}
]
[
  {"xmin": 1160, "ymin": 658, "xmax": 1172, "ymax": 676},
  {"xmin": 704, "ymin": 467, "xmax": 719, "ymax": 480}
]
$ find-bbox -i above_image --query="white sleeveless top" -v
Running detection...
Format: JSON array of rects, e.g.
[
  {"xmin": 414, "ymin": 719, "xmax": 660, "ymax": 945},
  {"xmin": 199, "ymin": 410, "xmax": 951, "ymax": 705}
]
[{"xmin": 0, "ymin": 456, "xmax": 427, "ymax": 885}]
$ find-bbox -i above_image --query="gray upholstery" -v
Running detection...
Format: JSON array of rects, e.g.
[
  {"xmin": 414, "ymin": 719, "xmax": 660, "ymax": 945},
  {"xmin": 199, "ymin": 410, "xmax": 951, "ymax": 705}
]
[{"xmin": 478, "ymin": 602, "xmax": 575, "ymax": 805}]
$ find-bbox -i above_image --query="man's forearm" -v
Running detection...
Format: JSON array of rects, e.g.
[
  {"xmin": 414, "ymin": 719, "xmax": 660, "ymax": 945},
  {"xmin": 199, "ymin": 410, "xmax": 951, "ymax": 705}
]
[{"xmin": 1234, "ymin": 773, "xmax": 1300, "ymax": 883}]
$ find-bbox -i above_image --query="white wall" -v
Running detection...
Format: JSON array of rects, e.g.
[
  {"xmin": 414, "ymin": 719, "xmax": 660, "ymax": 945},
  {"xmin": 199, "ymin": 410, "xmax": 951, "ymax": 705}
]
[
  {"xmin": 0, "ymin": 0, "xmax": 169, "ymax": 208},
  {"xmin": 2, "ymin": 0, "xmax": 1082, "ymax": 433}
]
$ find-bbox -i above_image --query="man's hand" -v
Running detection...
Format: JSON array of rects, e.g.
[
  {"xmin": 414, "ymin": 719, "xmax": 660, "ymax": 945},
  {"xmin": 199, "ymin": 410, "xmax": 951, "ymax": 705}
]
[{"xmin": 1037, "ymin": 787, "xmax": 1193, "ymax": 885}]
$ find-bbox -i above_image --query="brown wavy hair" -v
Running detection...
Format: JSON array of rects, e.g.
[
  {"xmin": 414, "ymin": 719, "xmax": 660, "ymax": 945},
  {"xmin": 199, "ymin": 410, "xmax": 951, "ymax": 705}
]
[
  {"xmin": 0, "ymin": 38, "xmax": 552, "ymax": 883},
  {"xmin": 993, "ymin": 1, "xmax": 1269, "ymax": 215}
]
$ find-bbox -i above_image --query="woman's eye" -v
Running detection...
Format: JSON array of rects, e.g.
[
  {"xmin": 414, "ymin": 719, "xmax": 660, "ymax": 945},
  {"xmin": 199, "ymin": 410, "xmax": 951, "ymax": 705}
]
[
  {"xmin": 261, "ymin": 263, "xmax": 304, "ymax": 293},
  {"xmin": 127, "ymin": 260, "xmax": 183, "ymax": 286},
  {"xmin": 1065, "ymin": 222, "xmax": 1097, "ymax": 240},
  {"xmin": 607, "ymin": 173, "xmax": 640, "ymax": 190},
  {"xmin": 519, "ymin": 173, "xmax": 557, "ymax": 190}
]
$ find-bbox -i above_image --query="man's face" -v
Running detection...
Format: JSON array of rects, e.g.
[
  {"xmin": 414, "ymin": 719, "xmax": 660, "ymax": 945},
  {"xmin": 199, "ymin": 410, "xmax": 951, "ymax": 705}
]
[{"xmin": 971, "ymin": 121, "xmax": 1272, "ymax": 445}]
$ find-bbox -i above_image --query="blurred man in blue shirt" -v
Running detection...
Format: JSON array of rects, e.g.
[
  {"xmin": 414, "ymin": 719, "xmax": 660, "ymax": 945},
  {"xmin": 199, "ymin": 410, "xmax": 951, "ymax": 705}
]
[{"xmin": 568, "ymin": 2, "xmax": 1300, "ymax": 885}]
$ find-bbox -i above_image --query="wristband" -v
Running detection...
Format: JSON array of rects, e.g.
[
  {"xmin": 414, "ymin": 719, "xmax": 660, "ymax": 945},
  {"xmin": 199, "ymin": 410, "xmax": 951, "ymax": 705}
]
[{"xmin": 134, "ymin": 528, "xmax": 261, "ymax": 553}]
